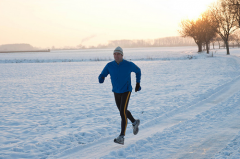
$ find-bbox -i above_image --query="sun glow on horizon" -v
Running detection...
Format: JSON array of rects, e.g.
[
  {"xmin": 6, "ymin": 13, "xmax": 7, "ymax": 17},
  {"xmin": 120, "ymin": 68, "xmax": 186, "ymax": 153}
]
[{"xmin": 0, "ymin": 0, "xmax": 217, "ymax": 48}]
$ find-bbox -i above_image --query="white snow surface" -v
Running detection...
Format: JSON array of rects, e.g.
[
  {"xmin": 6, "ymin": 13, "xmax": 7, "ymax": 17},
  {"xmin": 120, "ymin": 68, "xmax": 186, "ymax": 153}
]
[
  {"xmin": 1, "ymin": 46, "xmax": 240, "ymax": 159},
  {"xmin": 0, "ymin": 47, "xmax": 199, "ymax": 63}
]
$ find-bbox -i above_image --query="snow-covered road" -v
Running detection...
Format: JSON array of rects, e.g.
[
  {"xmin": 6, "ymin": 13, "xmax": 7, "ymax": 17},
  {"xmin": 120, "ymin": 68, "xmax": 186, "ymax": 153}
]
[
  {"xmin": 57, "ymin": 52, "xmax": 240, "ymax": 159},
  {"xmin": 58, "ymin": 65, "xmax": 240, "ymax": 159},
  {"xmin": 1, "ymin": 47, "xmax": 240, "ymax": 159}
]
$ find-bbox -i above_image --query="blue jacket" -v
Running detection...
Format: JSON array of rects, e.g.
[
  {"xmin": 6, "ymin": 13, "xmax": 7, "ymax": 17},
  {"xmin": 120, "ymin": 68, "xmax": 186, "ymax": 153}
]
[{"xmin": 98, "ymin": 59, "xmax": 141, "ymax": 93}]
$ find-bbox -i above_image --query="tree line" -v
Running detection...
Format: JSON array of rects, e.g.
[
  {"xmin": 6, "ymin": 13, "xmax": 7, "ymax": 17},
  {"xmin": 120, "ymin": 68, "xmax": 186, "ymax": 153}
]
[
  {"xmin": 75, "ymin": 36, "xmax": 196, "ymax": 50},
  {"xmin": 179, "ymin": 0, "xmax": 240, "ymax": 55},
  {"xmin": 106, "ymin": 36, "xmax": 196, "ymax": 48}
]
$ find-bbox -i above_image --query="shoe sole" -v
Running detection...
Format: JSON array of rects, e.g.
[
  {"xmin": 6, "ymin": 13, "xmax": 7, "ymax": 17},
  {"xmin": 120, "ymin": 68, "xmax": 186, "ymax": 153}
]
[{"xmin": 114, "ymin": 139, "xmax": 124, "ymax": 145}]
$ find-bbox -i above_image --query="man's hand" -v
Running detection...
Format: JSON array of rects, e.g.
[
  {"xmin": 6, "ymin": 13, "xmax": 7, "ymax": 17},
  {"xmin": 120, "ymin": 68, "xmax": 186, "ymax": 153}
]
[
  {"xmin": 99, "ymin": 76, "xmax": 105, "ymax": 83},
  {"xmin": 135, "ymin": 83, "xmax": 141, "ymax": 92}
]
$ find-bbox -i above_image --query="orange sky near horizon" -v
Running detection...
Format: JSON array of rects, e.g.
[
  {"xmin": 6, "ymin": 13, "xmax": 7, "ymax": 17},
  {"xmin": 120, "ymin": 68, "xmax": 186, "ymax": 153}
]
[{"xmin": 0, "ymin": 0, "xmax": 217, "ymax": 48}]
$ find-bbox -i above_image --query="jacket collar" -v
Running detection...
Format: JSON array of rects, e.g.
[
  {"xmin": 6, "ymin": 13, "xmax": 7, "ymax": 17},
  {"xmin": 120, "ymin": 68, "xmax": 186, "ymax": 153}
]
[{"xmin": 115, "ymin": 59, "xmax": 124, "ymax": 65}]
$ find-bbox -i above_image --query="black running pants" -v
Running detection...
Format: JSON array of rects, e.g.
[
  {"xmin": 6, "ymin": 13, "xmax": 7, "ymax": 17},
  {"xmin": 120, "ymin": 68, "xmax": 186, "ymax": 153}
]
[{"xmin": 114, "ymin": 91, "xmax": 135, "ymax": 136}]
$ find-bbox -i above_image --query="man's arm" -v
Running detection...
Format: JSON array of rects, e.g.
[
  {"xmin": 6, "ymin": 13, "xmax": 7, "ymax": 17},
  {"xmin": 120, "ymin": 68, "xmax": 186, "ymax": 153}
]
[
  {"xmin": 131, "ymin": 63, "xmax": 141, "ymax": 91},
  {"xmin": 98, "ymin": 64, "xmax": 109, "ymax": 83},
  {"xmin": 132, "ymin": 63, "xmax": 141, "ymax": 83}
]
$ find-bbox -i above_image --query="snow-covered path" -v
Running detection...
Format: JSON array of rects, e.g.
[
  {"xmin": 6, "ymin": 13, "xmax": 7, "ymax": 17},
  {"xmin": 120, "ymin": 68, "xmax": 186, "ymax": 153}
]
[
  {"xmin": 101, "ymin": 55, "xmax": 240, "ymax": 159},
  {"xmin": 57, "ymin": 68, "xmax": 240, "ymax": 159},
  {"xmin": 1, "ymin": 47, "xmax": 240, "ymax": 159}
]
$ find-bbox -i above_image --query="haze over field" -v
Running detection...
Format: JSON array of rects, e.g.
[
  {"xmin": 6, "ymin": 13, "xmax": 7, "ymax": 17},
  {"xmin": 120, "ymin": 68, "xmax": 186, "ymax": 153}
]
[{"xmin": 0, "ymin": 0, "xmax": 216, "ymax": 48}]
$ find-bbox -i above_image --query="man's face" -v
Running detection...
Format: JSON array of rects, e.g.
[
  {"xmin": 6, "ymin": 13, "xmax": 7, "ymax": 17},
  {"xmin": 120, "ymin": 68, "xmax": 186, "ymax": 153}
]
[{"xmin": 114, "ymin": 52, "xmax": 123, "ymax": 63}]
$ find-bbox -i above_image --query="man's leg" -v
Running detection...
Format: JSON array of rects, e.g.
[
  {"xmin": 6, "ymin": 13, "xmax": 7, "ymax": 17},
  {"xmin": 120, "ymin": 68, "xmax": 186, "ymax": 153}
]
[
  {"xmin": 120, "ymin": 92, "xmax": 140, "ymax": 136},
  {"xmin": 122, "ymin": 92, "xmax": 135, "ymax": 123},
  {"xmin": 114, "ymin": 92, "xmax": 135, "ymax": 124},
  {"xmin": 119, "ymin": 92, "xmax": 135, "ymax": 136},
  {"xmin": 114, "ymin": 92, "xmax": 121, "ymax": 111}
]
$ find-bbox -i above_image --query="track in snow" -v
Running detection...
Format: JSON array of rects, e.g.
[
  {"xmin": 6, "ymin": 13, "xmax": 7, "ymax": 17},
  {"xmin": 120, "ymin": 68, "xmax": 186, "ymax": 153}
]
[{"xmin": 56, "ymin": 66, "xmax": 240, "ymax": 159}]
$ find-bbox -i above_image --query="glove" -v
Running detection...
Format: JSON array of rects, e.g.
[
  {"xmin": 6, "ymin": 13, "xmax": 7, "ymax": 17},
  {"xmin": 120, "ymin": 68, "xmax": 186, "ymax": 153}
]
[
  {"xmin": 99, "ymin": 76, "xmax": 105, "ymax": 83},
  {"xmin": 135, "ymin": 83, "xmax": 141, "ymax": 92}
]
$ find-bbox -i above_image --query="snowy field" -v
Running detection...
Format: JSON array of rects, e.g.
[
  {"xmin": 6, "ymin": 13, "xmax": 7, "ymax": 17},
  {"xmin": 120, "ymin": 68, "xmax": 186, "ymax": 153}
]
[
  {"xmin": 1, "ymin": 46, "xmax": 240, "ymax": 159},
  {"xmin": 0, "ymin": 47, "xmax": 199, "ymax": 63}
]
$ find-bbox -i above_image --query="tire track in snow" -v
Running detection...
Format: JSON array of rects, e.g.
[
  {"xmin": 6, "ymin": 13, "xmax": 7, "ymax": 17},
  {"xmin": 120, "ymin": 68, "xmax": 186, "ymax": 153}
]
[
  {"xmin": 57, "ymin": 58, "xmax": 240, "ymax": 158},
  {"xmin": 169, "ymin": 111, "xmax": 240, "ymax": 159},
  {"xmin": 56, "ymin": 61, "xmax": 240, "ymax": 159},
  {"xmin": 102, "ymin": 77, "xmax": 240, "ymax": 159}
]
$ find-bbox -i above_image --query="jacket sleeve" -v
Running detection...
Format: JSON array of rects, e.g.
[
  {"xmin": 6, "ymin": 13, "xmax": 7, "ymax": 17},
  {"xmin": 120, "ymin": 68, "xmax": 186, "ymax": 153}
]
[
  {"xmin": 98, "ymin": 64, "xmax": 109, "ymax": 83},
  {"xmin": 131, "ymin": 63, "xmax": 141, "ymax": 83}
]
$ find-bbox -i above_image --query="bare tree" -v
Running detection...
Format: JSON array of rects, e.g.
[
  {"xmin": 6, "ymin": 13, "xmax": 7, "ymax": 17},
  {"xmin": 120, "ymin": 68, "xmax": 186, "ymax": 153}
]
[
  {"xmin": 178, "ymin": 14, "xmax": 217, "ymax": 53},
  {"xmin": 208, "ymin": 0, "xmax": 238, "ymax": 55},
  {"xmin": 214, "ymin": 35, "xmax": 223, "ymax": 48},
  {"xmin": 179, "ymin": 19, "xmax": 204, "ymax": 52},
  {"xmin": 210, "ymin": 38, "xmax": 216, "ymax": 49},
  {"xmin": 201, "ymin": 12, "xmax": 218, "ymax": 53},
  {"xmin": 225, "ymin": 0, "xmax": 240, "ymax": 26}
]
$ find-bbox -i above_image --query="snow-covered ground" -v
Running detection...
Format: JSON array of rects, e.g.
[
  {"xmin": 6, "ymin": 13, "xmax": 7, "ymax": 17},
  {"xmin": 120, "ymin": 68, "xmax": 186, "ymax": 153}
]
[
  {"xmin": 0, "ymin": 46, "xmax": 199, "ymax": 63},
  {"xmin": 1, "ymin": 46, "xmax": 240, "ymax": 159}
]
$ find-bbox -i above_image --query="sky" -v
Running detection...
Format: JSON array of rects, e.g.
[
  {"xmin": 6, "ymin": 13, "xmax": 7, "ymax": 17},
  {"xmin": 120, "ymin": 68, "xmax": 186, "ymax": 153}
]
[{"xmin": 0, "ymin": 0, "xmax": 217, "ymax": 48}]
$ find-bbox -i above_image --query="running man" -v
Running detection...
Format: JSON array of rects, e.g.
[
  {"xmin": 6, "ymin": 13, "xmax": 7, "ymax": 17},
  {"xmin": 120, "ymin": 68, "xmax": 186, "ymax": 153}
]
[{"xmin": 98, "ymin": 46, "xmax": 141, "ymax": 145}]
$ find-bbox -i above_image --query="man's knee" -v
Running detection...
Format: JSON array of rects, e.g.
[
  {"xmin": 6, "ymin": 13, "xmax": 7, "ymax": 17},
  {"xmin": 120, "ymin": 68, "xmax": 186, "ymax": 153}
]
[
  {"xmin": 126, "ymin": 110, "xmax": 131, "ymax": 116},
  {"xmin": 120, "ymin": 110, "xmax": 127, "ymax": 118}
]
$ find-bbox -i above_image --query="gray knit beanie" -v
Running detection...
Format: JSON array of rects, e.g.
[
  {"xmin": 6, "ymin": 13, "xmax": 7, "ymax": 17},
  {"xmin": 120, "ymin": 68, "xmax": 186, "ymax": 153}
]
[{"xmin": 113, "ymin": 46, "xmax": 123, "ymax": 55}]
